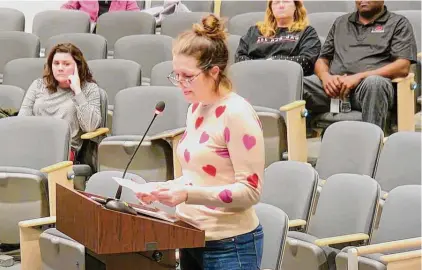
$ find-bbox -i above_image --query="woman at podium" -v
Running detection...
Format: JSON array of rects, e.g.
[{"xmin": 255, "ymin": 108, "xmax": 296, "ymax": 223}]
[{"xmin": 137, "ymin": 14, "xmax": 266, "ymax": 270}]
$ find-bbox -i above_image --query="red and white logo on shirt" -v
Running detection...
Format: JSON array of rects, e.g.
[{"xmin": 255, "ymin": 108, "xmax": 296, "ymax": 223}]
[
  {"xmin": 257, "ymin": 34, "xmax": 299, "ymax": 44},
  {"xmin": 371, "ymin": 25, "xmax": 384, "ymax": 33}
]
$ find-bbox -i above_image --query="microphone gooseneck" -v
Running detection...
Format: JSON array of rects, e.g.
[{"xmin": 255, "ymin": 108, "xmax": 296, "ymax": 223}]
[{"xmin": 105, "ymin": 101, "xmax": 166, "ymax": 215}]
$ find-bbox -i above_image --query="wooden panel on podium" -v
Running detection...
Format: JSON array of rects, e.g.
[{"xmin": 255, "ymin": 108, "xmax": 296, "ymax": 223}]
[{"xmin": 56, "ymin": 184, "xmax": 205, "ymax": 254}]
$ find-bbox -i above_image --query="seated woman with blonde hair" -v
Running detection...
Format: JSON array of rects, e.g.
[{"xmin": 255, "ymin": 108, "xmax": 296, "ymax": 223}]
[
  {"xmin": 235, "ymin": 0, "xmax": 321, "ymax": 76},
  {"xmin": 18, "ymin": 43, "xmax": 102, "ymax": 161}
]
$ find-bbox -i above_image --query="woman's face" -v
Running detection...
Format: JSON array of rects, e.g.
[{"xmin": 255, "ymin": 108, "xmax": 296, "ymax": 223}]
[
  {"xmin": 271, "ymin": 0, "xmax": 296, "ymax": 20},
  {"xmin": 171, "ymin": 54, "xmax": 219, "ymax": 104},
  {"xmin": 52, "ymin": 52, "xmax": 76, "ymax": 87}
]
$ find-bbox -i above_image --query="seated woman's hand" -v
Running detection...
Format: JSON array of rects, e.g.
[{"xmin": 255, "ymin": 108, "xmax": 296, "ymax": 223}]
[{"xmin": 68, "ymin": 63, "xmax": 81, "ymax": 94}]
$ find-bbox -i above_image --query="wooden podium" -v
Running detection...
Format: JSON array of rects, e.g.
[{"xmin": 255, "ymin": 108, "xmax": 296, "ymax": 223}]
[{"xmin": 55, "ymin": 184, "xmax": 205, "ymax": 270}]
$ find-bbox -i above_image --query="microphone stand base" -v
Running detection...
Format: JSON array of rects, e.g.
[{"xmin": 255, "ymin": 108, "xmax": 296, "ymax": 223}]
[{"xmin": 105, "ymin": 199, "xmax": 137, "ymax": 215}]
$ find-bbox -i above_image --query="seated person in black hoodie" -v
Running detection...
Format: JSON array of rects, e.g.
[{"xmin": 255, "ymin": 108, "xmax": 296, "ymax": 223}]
[{"xmin": 235, "ymin": 0, "xmax": 321, "ymax": 76}]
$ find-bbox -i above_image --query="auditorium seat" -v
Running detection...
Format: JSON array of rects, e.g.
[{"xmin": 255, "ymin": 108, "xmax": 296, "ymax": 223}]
[
  {"xmin": 374, "ymin": 132, "xmax": 421, "ymax": 198},
  {"xmin": 335, "ymin": 185, "xmax": 421, "ymax": 270},
  {"xmin": 384, "ymin": 1, "xmax": 421, "ymax": 11},
  {"xmin": 113, "ymin": 34, "xmax": 172, "ymax": 85},
  {"xmin": 32, "ymin": 10, "xmax": 91, "ymax": 56},
  {"xmin": 0, "ymin": 8, "xmax": 25, "ymax": 32},
  {"xmin": 227, "ymin": 12, "xmax": 265, "ymax": 36},
  {"xmin": 88, "ymin": 59, "xmax": 141, "ymax": 129},
  {"xmin": 219, "ymin": 0, "xmax": 266, "ymax": 19},
  {"xmin": 149, "ymin": 0, "xmax": 214, "ymax": 11},
  {"xmin": 97, "ymin": 86, "xmax": 188, "ymax": 181},
  {"xmin": 262, "ymin": 161, "xmax": 318, "ymax": 231},
  {"xmin": 229, "ymin": 60, "xmax": 306, "ymax": 166},
  {"xmin": 311, "ymin": 73, "xmax": 417, "ymax": 133},
  {"xmin": 184, "ymin": 1, "xmax": 214, "ymax": 12},
  {"xmin": 254, "ymin": 203, "xmax": 289, "ymax": 270},
  {"xmin": 282, "ymin": 174, "xmax": 380, "ymax": 270},
  {"xmin": 161, "ymin": 12, "xmax": 210, "ymax": 38},
  {"xmin": 96, "ymin": 11, "xmax": 156, "ymax": 57},
  {"xmin": 304, "ymin": 0, "xmax": 351, "ymax": 13},
  {"xmin": 307, "ymin": 9, "xmax": 420, "ymax": 133},
  {"xmin": 37, "ymin": 171, "xmax": 146, "ymax": 270},
  {"xmin": 0, "ymin": 85, "xmax": 25, "ymax": 111},
  {"xmin": 0, "ymin": 117, "xmax": 70, "ymax": 246},
  {"xmin": 395, "ymin": 10, "xmax": 421, "ymax": 104},
  {"xmin": 0, "ymin": 31, "xmax": 40, "ymax": 83},
  {"xmin": 151, "ymin": 60, "xmax": 174, "ymax": 87},
  {"xmin": 316, "ymin": 121, "xmax": 383, "ymax": 182},
  {"xmin": 308, "ymin": 12, "xmax": 346, "ymax": 39},
  {"xmin": 2, "ymin": 58, "xmax": 45, "ymax": 91},
  {"xmin": 45, "ymin": 33, "xmax": 107, "ymax": 61},
  {"xmin": 227, "ymin": 34, "xmax": 241, "ymax": 66}
]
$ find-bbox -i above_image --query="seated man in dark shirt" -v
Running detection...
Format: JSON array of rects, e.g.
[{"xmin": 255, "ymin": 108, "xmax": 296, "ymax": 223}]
[
  {"xmin": 235, "ymin": 0, "xmax": 321, "ymax": 76},
  {"xmin": 304, "ymin": 0, "xmax": 417, "ymax": 129}
]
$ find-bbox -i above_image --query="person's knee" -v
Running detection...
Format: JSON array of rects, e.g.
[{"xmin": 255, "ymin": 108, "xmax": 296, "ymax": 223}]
[
  {"xmin": 303, "ymin": 75, "xmax": 322, "ymax": 97},
  {"xmin": 303, "ymin": 75, "xmax": 320, "ymax": 88},
  {"xmin": 361, "ymin": 75, "xmax": 393, "ymax": 97},
  {"xmin": 362, "ymin": 75, "xmax": 392, "ymax": 89}
]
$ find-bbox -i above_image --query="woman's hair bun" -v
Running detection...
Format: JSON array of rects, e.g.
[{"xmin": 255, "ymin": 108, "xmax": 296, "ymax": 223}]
[{"xmin": 193, "ymin": 14, "xmax": 227, "ymax": 40}]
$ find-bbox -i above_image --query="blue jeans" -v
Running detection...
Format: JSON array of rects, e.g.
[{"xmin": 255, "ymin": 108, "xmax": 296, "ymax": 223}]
[{"xmin": 180, "ymin": 224, "xmax": 263, "ymax": 270}]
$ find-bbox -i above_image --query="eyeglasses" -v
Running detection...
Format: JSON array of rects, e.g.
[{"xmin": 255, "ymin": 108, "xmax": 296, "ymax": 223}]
[{"xmin": 167, "ymin": 70, "xmax": 203, "ymax": 87}]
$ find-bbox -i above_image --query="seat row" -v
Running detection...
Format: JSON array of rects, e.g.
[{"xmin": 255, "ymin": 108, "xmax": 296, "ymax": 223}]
[
  {"xmin": 0, "ymin": 31, "xmax": 242, "ymax": 83},
  {"xmin": 1, "ymin": 0, "xmax": 420, "ymax": 31},
  {"xmin": 0, "ymin": 7, "xmax": 420, "ymax": 55},
  {"xmin": 0, "ymin": 59, "xmax": 418, "ymax": 168},
  {"xmin": 23, "ymin": 167, "xmax": 422, "ymax": 270},
  {"xmin": 2, "ymin": 113, "xmax": 419, "ymax": 269},
  {"xmin": 0, "ymin": 85, "xmax": 420, "ymax": 243}
]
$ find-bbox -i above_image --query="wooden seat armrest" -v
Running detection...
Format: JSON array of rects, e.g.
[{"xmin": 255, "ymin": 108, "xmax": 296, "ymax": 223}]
[
  {"xmin": 19, "ymin": 216, "xmax": 57, "ymax": 270},
  {"xmin": 289, "ymin": 219, "xmax": 307, "ymax": 228},
  {"xmin": 315, "ymin": 233, "xmax": 369, "ymax": 247},
  {"xmin": 348, "ymin": 238, "xmax": 422, "ymax": 270},
  {"xmin": 280, "ymin": 100, "xmax": 306, "ymax": 112},
  {"xmin": 393, "ymin": 73, "xmax": 416, "ymax": 132},
  {"xmin": 41, "ymin": 162, "xmax": 74, "ymax": 216},
  {"xmin": 19, "ymin": 216, "xmax": 56, "ymax": 228},
  {"xmin": 354, "ymin": 237, "xmax": 422, "ymax": 256},
  {"xmin": 40, "ymin": 161, "xmax": 73, "ymax": 174},
  {"xmin": 279, "ymin": 100, "xmax": 308, "ymax": 162},
  {"xmin": 81, "ymin": 127, "xmax": 110, "ymax": 139},
  {"xmin": 381, "ymin": 250, "xmax": 422, "ymax": 263}
]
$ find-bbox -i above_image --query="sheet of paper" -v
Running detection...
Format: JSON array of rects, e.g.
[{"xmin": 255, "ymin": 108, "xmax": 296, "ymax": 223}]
[
  {"xmin": 112, "ymin": 177, "xmax": 155, "ymax": 194},
  {"xmin": 330, "ymin": 98, "xmax": 340, "ymax": 113}
]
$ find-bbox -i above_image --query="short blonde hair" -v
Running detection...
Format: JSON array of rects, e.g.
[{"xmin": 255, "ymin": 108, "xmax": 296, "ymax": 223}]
[{"xmin": 257, "ymin": 0, "xmax": 309, "ymax": 38}]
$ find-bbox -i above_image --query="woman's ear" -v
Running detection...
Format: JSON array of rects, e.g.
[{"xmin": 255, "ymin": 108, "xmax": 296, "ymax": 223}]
[{"xmin": 209, "ymin": 66, "xmax": 220, "ymax": 80}]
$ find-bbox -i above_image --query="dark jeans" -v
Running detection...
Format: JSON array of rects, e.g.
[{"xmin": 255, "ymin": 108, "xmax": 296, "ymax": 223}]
[
  {"xmin": 303, "ymin": 75, "xmax": 394, "ymax": 130},
  {"xmin": 180, "ymin": 224, "xmax": 264, "ymax": 270}
]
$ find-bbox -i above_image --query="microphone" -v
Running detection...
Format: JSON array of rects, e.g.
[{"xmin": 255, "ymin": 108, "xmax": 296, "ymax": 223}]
[{"xmin": 105, "ymin": 101, "xmax": 166, "ymax": 215}]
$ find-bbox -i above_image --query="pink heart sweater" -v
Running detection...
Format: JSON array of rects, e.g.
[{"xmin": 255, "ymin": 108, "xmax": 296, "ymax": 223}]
[{"xmin": 172, "ymin": 92, "xmax": 265, "ymax": 241}]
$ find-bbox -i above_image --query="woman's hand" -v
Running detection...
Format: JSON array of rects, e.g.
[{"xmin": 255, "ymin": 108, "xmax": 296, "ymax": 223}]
[
  {"xmin": 135, "ymin": 182, "xmax": 161, "ymax": 205},
  {"xmin": 151, "ymin": 185, "xmax": 188, "ymax": 207},
  {"xmin": 68, "ymin": 63, "xmax": 81, "ymax": 94}
]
